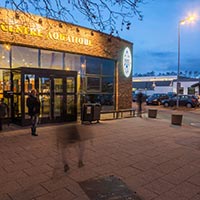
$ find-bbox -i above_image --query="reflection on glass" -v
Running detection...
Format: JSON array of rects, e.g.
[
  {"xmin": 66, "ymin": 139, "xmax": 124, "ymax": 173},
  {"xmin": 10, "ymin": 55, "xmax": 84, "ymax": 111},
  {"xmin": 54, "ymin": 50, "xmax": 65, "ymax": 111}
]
[
  {"xmin": 25, "ymin": 95, "xmax": 29, "ymax": 119},
  {"xmin": 13, "ymin": 73, "xmax": 21, "ymax": 93},
  {"xmin": 67, "ymin": 77, "xmax": 75, "ymax": 93},
  {"xmin": 0, "ymin": 44, "xmax": 10, "ymax": 68},
  {"xmin": 14, "ymin": 94, "xmax": 21, "ymax": 117},
  {"xmin": 86, "ymin": 57, "xmax": 101, "ymax": 74},
  {"xmin": 40, "ymin": 94, "xmax": 51, "ymax": 118},
  {"xmin": 102, "ymin": 77, "xmax": 113, "ymax": 92},
  {"xmin": 1, "ymin": 71, "xmax": 11, "ymax": 92},
  {"xmin": 54, "ymin": 95, "xmax": 63, "ymax": 117},
  {"xmin": 12, "ymin": 46, "xmax": 38, "ymax": 68},
  {"xmin": 24, "ymin": 74, "xmax": 35, "ymax": 93},
  {"xmin": 54, "ymin": 78, "xmax": 63, "ymax": 93},
  {"xmin": 87, "ymin": 77, "xmax": 100, "ymax": 91},
  {"xmin": 102, "ymin": 59, "xmax": 115, "ymax": 75},
  {"xmin": 67, "ymin": 95, "xmax": 75, "ymax": 115},
  {"xmin": 64, "ymin": 53, "xmax": 81, "ymax": 71},
  {"xmin": 39, "ymin": 77, "xmax": 50, "ymax": 93},
  {"xmin": 41, "ymin": 50, "xmax": 63, "ymax": 69}
]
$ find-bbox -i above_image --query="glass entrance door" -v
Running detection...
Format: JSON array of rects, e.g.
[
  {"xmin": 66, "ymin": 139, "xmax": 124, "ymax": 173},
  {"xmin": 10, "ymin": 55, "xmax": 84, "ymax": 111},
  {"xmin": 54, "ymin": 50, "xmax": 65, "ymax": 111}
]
[
  {"xmin": 20, "ymin": 68, "xmax": 77, "ymax": 125},
  {"xmin": 39, "ymin": 77, "xmax": 52, "ymax": 122},
  {"xmin": 38, "ymin": 77, "xmax": 66, "ymax": 123}
]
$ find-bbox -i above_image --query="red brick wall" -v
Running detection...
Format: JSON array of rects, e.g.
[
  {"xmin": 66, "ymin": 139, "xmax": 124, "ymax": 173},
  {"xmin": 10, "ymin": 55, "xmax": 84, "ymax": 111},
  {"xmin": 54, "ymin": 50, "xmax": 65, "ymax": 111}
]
[{"xmin": 0, "ymin": 8, "xmax": 133, "ymax": 109}]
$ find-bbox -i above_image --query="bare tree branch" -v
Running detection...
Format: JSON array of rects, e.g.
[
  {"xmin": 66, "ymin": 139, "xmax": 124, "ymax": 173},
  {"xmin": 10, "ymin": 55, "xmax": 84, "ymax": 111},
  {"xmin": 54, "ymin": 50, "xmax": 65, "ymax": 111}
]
[{"xmin": 2, "ymin": 0, "xmax": 147, "ymax": 35}]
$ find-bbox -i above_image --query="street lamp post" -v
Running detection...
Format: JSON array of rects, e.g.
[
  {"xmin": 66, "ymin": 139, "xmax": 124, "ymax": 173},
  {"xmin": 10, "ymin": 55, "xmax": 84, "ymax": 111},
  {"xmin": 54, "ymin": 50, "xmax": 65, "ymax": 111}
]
[
  {"xmin": 176, "ymin": 15, "xmax": 196, "ymax": 108},
  {"xmin": 176, "ymin": 21, "xmax": 181, "ymax": 107}
]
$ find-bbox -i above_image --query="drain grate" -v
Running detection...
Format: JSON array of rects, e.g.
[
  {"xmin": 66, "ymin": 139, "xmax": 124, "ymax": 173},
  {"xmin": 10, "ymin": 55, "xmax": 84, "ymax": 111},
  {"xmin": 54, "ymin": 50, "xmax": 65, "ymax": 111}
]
[{"xmin": 79, "ymin": 175, "xmax": 143, "ymax": 200}]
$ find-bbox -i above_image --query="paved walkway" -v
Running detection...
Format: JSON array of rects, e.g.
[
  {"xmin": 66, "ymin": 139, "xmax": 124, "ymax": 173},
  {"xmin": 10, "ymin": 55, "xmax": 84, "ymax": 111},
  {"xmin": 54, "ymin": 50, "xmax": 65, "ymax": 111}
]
[{"xmin": 0, "ymin": 116, "xmax": 200, "ymax": 200}]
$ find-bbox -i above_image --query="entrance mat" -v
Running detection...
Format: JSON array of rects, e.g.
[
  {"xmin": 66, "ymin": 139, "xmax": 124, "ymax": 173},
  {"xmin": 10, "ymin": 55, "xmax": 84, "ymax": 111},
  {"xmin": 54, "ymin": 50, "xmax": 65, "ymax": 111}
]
[{"xmin": 79, "ymin": 175, "xmax": 143, "ymax": 200}]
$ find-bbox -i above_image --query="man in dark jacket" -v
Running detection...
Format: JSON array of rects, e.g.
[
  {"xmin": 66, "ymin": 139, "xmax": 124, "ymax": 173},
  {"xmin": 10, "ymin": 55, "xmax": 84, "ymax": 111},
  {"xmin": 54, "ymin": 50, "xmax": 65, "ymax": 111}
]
[
  {"xmin": 137, "ymin": 90, "xmax": 143, "ymax": 117},
  {"xmin": 26, "ymin": 89, "xmax": 40, "ymax": 136}
]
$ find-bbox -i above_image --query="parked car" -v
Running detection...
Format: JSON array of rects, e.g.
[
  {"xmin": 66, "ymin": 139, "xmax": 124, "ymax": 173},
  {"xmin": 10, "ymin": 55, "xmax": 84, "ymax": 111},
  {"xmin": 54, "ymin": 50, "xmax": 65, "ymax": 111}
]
[
  {"xmin": 162, "ymin": 95, "xmax": 199, "ymax": 108},
  {"xmin": 146, "ymin": 93, "xmax": 169, "ymax": 105}
]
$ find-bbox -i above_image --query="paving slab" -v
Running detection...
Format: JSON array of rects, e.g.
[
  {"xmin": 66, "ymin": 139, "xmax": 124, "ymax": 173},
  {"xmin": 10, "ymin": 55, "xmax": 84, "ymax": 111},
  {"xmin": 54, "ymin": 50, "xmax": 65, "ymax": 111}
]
[{"xmin": 0, "ymin": 117, "xmax": 199, "ymax": 200}]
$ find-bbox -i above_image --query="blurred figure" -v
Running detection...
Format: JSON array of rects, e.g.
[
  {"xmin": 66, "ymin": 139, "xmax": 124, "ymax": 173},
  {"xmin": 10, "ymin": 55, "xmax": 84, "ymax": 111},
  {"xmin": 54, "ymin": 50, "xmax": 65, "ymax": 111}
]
[
  {"xmin": 56, "ymin": 124, "xmax": 85, "ymax": 172},
  {"xmin": 26, "ymin": 89, "xmax": 41, "ymax": 136},
  {"xmin": 137, "ymin": 90, "xmax": 143, "ymax": 117},
  {"xmin": 0, "ymin": 98, "xmax": 8, "ymax": 131}
]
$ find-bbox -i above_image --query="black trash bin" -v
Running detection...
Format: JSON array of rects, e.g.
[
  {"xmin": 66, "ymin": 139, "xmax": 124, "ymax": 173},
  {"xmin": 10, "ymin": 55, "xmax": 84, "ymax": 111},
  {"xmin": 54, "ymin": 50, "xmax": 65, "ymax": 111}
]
[
  {"xmin": 93, "ymin": 103, "xmax": 101, "ymax": 122},
  {"xmin": 81, "ymin": 103, "xmax": 101, "ymax": 123}
]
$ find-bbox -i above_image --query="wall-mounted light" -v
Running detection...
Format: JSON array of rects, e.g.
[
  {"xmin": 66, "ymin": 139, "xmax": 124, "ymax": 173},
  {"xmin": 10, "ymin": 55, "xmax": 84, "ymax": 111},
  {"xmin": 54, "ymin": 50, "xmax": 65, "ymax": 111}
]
[
  {"xmin": 91, "ymin": 31, "xmax": 94, "ymax": 36},
  {"xmin": 59, "ymin": 23, "xmax": 63, "ymax": 28},
  {"xmin": 38, "ymin": 18, "xmax": 42, "ymax": 24},
  {"xmin": 76, "ymin": 27, "xmax": 80, "ymax": 32},
  {"xmin": 107, "ymin": 37, "xmax": 112, "ymax": 42},
  {"xmin": 15, "ymin": 12, "xmax": 20, "ymax": 19}
]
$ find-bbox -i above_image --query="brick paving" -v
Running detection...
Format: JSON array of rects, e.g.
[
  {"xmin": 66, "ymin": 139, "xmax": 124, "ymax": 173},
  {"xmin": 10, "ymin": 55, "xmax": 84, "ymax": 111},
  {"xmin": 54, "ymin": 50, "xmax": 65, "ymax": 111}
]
[{"xmin": 0, "ymin": 116, "xmax": 200, "ymax": 200}]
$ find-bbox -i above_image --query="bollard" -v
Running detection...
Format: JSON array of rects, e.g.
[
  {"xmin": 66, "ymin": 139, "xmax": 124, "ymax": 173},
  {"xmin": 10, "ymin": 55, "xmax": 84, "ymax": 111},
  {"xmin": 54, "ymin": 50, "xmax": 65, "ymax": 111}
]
[
  {"xmin": 148, "ymin": 109, "xmax": 157, "ymax": 118},
  {"xmin": 171, "ymin": 114, "xmax": 183, "ymax": 126}
]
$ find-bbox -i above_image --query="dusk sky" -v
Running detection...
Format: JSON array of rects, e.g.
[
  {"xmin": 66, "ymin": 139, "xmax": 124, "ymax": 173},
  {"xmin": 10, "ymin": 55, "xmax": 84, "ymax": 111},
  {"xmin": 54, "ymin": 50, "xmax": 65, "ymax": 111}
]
[
  {"xmin": 123, "ymin": 0, "xmax": 200, "ymax": 75},
  {"xmin": 1, "ymin": 0, "xmax": 200, "ymax": 75}
]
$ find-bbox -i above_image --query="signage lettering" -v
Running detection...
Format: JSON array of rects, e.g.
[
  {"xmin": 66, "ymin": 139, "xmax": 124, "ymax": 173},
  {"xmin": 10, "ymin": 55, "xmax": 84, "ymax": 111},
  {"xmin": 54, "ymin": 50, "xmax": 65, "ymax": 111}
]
[{"xmin": 0, "ymin": 22, "xmax": 92, "ymax": 46}]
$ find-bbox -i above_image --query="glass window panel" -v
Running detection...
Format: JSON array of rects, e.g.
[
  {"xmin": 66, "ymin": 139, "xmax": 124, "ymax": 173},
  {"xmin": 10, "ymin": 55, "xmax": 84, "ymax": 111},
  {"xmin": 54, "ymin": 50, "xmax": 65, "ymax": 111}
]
[
  {"xmin": 67, "ymin": 95, "xmax": 75, "ymax": 115},
  {"xmin": 54, "ymin": 95, "xmax": 63, "ymax": 117},
  {"xmin": 64, "ymin": 53, "xmax": 81, "ymax": 71},
  {"xmin": 25, "ymin": 95, "xmax": 30, "ymax": 119},
  {"xmin": 67, "ymin": 77, "xmax": 75, "ymax": 93},
  {"xmin": 86, "ymin": 57, "xmax": 101, "ymax": 74},
  {"xmin": 13, "ymin": 73, "xmax": 21, "ymax": 93},
  {"xmin": 24, "ymin": 74, "xmax": 35, "ymax": 93},
  {"xmin": 41, "ymin": 50, "xmax": 63, "ymax": 69},
  {"xmin": 102, "ymin": 59, "xmax": 115, "ymax": 75},
  {"xmin": 54, "ymin": 78, "xmax": 63, "ymax": 93},
  {"xmin": 1, "ymin": 71, "xmax": 11, "ymax": 92},
  {"xmin": 102, "ymin": 77, "xmax": 114, "ymax": 93},
  {"xmin": 12, "ymin": 46, "xmax": 38, "ymax": 68},
  {"xmin": 100, "ymin": 94, "xmax": 114, "ymax": 106},
  {"xmin": 0, "ymin": 44, "xmax": 10, "ymax": 68},
  {"xmin": 39, "ymin": 77, "xmax": 50, "ymax": 93},
  {"xmin": 87, "ymin": 77, "xmax": 100, "ymax": 91},
  {"xmin": 40, "ymin": 94, "xmax": 51, "ymax": 118},
  {"xmin": 14, "ymin": 94, "xmax": 21, "ymax": 117}
]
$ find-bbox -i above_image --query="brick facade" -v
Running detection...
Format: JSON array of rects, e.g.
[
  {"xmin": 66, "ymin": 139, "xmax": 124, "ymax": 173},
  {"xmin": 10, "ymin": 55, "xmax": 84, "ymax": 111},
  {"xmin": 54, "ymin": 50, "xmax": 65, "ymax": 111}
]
[{"xmin": 0, "ymin": 8, "xmax": 133, "ymax": 109}]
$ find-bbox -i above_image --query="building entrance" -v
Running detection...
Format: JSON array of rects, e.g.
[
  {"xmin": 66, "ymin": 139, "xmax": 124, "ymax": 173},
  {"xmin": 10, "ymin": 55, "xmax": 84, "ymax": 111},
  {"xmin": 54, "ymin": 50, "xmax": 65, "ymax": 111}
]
[{"xmin": 7, "ymin": 67, "xmax": 77, "ymax": 126}]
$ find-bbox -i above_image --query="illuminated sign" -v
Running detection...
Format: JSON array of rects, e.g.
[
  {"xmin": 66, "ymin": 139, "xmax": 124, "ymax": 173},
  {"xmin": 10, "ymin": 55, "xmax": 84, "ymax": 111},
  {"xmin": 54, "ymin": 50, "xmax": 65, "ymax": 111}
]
[
  {"xmin": 123, "ymin": 47, "xmax": 132, "ymax": 78},
  {"xmin": 0, "ymin": 23, "xmax": 92, "ymax": 46}
]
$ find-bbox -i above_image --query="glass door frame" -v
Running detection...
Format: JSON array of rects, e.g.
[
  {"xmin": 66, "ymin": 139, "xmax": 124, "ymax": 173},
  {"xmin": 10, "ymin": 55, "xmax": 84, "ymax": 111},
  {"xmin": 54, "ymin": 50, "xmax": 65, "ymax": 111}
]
[{"xmin": 12, "ymin": 67, "xmax": 77, "ymax": 126}]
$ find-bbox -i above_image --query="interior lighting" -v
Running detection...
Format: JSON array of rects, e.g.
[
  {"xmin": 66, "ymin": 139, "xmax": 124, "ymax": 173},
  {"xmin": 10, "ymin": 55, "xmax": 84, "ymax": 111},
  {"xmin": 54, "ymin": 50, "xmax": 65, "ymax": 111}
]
[{"xmin": 3, "ymin": 44, "xmax": 11, "ymax": 51}]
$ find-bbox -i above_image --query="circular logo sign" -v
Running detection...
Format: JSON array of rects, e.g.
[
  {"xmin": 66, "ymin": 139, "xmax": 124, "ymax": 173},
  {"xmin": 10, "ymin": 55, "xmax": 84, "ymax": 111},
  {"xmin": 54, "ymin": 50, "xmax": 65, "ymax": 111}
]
[{"xmin": 123, "ymin": 47, "xmax": 132, "ymax": 78}]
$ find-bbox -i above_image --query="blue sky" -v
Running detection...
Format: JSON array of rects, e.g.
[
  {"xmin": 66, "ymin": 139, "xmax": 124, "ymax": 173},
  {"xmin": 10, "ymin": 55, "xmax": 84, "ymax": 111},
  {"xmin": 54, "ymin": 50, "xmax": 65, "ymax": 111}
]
[
  {"xmin": 0, "ymin": 0, "xmax": 200, "ymax": 75},
  {"xmin": 122, "ymin": 0, "xmax": 200, "ymax": 75}
]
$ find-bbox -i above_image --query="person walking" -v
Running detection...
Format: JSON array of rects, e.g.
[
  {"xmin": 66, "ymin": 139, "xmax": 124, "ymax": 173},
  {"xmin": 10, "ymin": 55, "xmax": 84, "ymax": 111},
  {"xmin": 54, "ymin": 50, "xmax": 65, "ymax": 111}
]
[
  {"xmin": 137, "ymin": 90, "xmax": 143, "ymax": 117},
  {"xmin": 0, "ymin": 98, "xmax": 8, "ymax": 131},
  {"xmin": 56, "ymin": 124, "xmax": 85, "ymax": 173},
  {"xmin": 26, "ymin": 89, "xmax": 40, "ymax": 136}
]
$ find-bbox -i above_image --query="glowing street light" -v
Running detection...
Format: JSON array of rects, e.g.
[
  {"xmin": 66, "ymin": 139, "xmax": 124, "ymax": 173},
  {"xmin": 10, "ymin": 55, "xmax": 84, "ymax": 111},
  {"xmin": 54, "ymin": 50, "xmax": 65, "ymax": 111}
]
[{"xmin": 176, "ymin": 14, "xmax": 197, "ymax": 107}]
